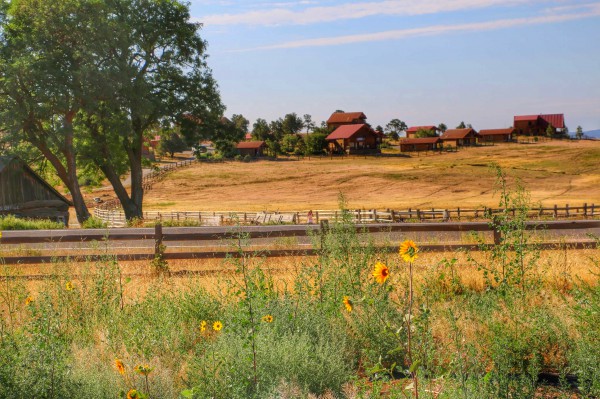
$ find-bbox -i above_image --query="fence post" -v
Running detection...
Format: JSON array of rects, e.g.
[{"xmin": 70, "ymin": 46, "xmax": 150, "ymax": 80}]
[
  {"xmin": 154, "ymin": 223, "xmax": 163, "ymax": 257},
  {"xmin": 457, "ymin": 207, "xmax": 461, "ymax": 220},
  {"xmin": 492, "ymin": 222, "xmax": 502, "ymax": 245},
  {"xmin": 584, "ymin": 203, "xmax": 588, "ymax": 218},
  {"xmin": 554, "ymin": 205, "xmax": 558, "ymax": 218},
  {"xmin": 373, "ymin": 209, "xmax": 378, "ymax": 222},
  {"xmin": 391, "ymin": 210, "xmax": 396, "ymax": 222},
  {"xmin": 566, "ymin": 204, "xmax": 570, "ymax": 218}
]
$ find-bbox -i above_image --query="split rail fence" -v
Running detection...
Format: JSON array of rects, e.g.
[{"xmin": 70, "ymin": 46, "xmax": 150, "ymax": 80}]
[
  {"xmin": 93, "ymin": 203, "xmax": 600, "ymax": 228},
  {"xmin": 1, "ymin": 220, "xmax": 598, "ymax": 265}
]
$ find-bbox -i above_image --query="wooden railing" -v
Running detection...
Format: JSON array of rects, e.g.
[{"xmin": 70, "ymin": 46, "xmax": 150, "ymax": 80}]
[
  {"xmin": 1, "ymin": 220, "xmax": 598, "ymax": 265},
  {"xmin": 93, "ymin": 204, "xmax": 599, "ymax": 228}
]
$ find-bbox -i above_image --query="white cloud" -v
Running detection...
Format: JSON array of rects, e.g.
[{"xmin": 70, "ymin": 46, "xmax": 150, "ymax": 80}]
[
  {"xmin": 237, "ymin": 4, "xmax": 600, "ymax": 50},
  {"xmin": 197, "ymin": 0, "xmax": 533, "ymax": 26}
]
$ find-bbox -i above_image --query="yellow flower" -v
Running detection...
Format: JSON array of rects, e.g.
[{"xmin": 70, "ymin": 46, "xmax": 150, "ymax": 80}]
[
  {"xmin": 199, "ymin": 320, "xmax": 207, "ymax": 332},
  {"xmin": 127, "ymin": 389, "xmax": 139, "ymax": 399},
  {"xmin": 25, "ymin": 296, "xmax": 34, "ymax": 305},
  {"xmin": 262, "ymin": 315, "xmax": 274, "ymax": 323},
  {"xmin": 65, "ymin": 281, "xmax": 73, "ymax": 291},
  {"xmin": 213, "ymin": 321, "xmax": 223, "ymax": 331},
  {"xmin": 372, "ymin": 261, "xmax": 390, "ymax": 284},
  {"xmin": 134, "ymin": 364, "xmax": 153, "ymax": 376},
  {"xmin": 342, "ymin": 296, "xmax": 353, "ymax": 312},
  {"xmin": 399, "ymin": 240, "xmax": 419, "ymax": 263},
  {"xmin": 115, "ymin": 359, "xmax": 126, "ymax": 375}
]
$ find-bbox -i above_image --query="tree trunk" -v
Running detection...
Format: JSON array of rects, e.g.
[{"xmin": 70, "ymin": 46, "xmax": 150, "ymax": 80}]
[
  {"xmin": 125, "ymin": 127, "xmax": 144, "ymax": 220},
  {"xmin": 97, "ymin": 162, "xmax": 140, "ymax": 221}
]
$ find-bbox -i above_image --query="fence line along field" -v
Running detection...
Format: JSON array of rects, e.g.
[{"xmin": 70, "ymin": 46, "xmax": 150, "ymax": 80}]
[{"xmin": 138, "ymin": 140, "xmax": 600, "ymax": 212}]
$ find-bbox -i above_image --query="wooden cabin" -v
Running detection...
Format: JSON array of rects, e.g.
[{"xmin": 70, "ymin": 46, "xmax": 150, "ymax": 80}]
[
  {"xmin": 0, "ymin": 156, "xmax": 71, "ymax": 225},
  {"xmin": 236, "ymin": 141, "xmax": 266, "ymax": 157},
  {"xmin": 478, "ymin": 128, "xmax": 514, "ymax": 143},
  {"xmin": 326, "ymin": 124, "xmax": 381, "ymax": 154},
  {"xmin": 441, "ymin": 128, "xmax": 478, "ymax": 147},
  {"xmin": 405, "ymin": 125, "xmax": 439, "ymax": 139},
  {"xmin": 514, "ymin": 114, "xmax": 564, "ymax": 136},
  {"xmin": 326, "ymin": 112, "xmax": 367, "ymax": 129},
  {"xmin": 400, "ymin": 137, "xmax": 442, "ymax": 152}
]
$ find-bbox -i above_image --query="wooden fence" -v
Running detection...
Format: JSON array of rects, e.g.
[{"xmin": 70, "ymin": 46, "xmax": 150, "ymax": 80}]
[
  {"xmin": 1, "ymin": 220, "xmax": 598, "ymax": 265},
  {"xmin": 93, "ymin": 203, "xmax": 599, "ymax": 228}
]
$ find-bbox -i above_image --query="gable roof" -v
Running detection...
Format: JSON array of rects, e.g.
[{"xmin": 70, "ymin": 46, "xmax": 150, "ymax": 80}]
[
  {"xmin": 479, "ymin": 128, "xmax": 515, "ymax": 136},
  {"xmin": 0, "ymin": 156, "xmax": 72, "ymax": 206},
  {"xmin": 540, "ymin": 114, "xmax": 565, "ymax": 129},
  {"xmin": 514, "ymin": 115, "xmax": 539, "ymax": 122},
  {"xmin": 326, "ymin": 124, "xmax": 374, "ymax": 140},
  {"xmin": 400, "ymin": 137, "xmax": 441, "ymax": 144},
  {"xmin": 236, "ymin": 141, "xmax": 265, "ymax": 149},
  {"xmin": 406, "ymin": 125, "xmax": 438, "ymax": 133},
  {"xmin": 326, "ymin": 112, "xmax": 367, "ymax": 124},
  {"xmin": 441, "ymin": 128, "xmax": 477, "ymax": 139}
]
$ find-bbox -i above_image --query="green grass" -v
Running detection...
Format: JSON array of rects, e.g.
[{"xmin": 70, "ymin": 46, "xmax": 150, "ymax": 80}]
[{"xmin": 0, "ymin": 215, "xmax": 64, "ymax": 230}]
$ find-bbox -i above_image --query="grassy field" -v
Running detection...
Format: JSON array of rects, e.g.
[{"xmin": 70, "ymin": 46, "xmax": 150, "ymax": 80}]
[{"xmin": 139, "ymin": 140, "xmax": 600, "ymax": 211}]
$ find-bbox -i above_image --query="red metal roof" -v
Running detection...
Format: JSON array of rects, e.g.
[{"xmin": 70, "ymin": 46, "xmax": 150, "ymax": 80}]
[
  {"xmin": 406, "ymin": 125, "xmax": 438, "ymax": 133},
  {"xmin": 441, "ymin": 128, "xmax": 477, "ymax": 139},
  {"xmin": 326, "ymin": 124, "xmax": 373, "ymax": 140},
  {"xmin": 478, "ymin": 128, "xmax": 514, "ymax": 136},
  {"xmin": 514, "ymin": 115, "xmax": 539, "ymax": 122},
  {"xmin": 400, "ymin": 137, "xmax": 441, "ymax": 144},
  {"xmin": 236, "ymin": 141, "xmax": 265, "ymax": 149},
  {"xmin": 540, "ymin": 114, "xmax": 565, "ymax": 129},
  {"xmin": 326, "ymin": 112, "xmax": 367, "ymax": 124}
]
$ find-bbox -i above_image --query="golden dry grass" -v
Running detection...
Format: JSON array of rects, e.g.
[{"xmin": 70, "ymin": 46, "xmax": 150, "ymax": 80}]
[{"xmin": 139, "ymin": 140, "xmax": 600, "ymax": 211}]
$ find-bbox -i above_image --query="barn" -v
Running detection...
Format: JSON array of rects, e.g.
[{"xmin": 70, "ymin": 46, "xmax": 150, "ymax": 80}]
[
  {"xmin": 399, "ymin": 137, "xmax": 442, "ymax": 152},
  {"xmin": 326, "ymin": 112, "xmax": 367, "ymax": 129},
  {"xmin": 0, "ymin": 156, "xmax": 71, "ymax": 224},
  {"xmin": 326, "ymin": 124, "xmax": 381, "ymax": 154},
  {"xmin": 236, "ymin": 141, "xmax": 266, "ymax": 157},
  {"xmin": 405, "ymin": 125, "xmax": 439, "ymax": 139},
  {"xmin": 478, "ymin": 128, "xmax": 514, "ymax": 143},
  {"xmin": 441, "ymin": 128, "xmax": 478, "ymax": 147},
  {"xmin": 514, "ymin": 114, "xmax": 565, "ymax": 136}
]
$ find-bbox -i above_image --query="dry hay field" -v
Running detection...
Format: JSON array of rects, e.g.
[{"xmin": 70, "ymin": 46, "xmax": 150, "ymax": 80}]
[{"xmin": 142, "ymin": 140, "xmax": 600, "ymax": 211}]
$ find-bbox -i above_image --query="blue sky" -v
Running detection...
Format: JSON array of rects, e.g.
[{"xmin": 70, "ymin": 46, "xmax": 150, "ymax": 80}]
[{"xmin": 188, "ymin": 0, "xmax": 600, "ymax": 131}]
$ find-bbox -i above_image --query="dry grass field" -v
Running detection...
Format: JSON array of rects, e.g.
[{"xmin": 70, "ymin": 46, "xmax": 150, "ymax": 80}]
[{"xmin": 141, "ymin": 140, "xmax": 600, "ymax": 212}]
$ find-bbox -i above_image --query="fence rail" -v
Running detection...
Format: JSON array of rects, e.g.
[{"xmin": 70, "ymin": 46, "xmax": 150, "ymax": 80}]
[
  {"xmin": 1, "ymin": 220, "xmax": 598, "ymax": 265},
  {"xmin": 93, "ymin": 203, "xmax": 599, "ymax": 228}
]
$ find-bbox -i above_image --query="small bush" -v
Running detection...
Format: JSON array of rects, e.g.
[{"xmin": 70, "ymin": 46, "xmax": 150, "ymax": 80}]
[{"xmin": 81, "ymin": 217, "xmax": 108, "ymax": 229}]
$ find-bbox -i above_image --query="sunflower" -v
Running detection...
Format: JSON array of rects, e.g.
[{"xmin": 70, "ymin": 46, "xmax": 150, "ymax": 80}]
[
  {"xmin": 115, "ymin": 359, "xmax": 126, "ymax": 375},
  {"xmin": 342, "ymin": 296, "xmax": 353, "ymax": 312},
  {"xmin": 372, "ymin": 261, "xmax": 390, "ymax": 284},
  {"xmin": 65, "ymin": 281, "xmax": 73, "ymax": 291},
  {"xmin": 199, "ymin": 320, "xmax": 207, "ymax": 332},
  {"xmin": 399, "ymin": 240, "xmax": 419, "ymax": 263},
  {"xmin": 134, "ymin": 364, "xmax": 153, "ymax": 376},
  {"xmin": 262, "ymin": 315, "xmax": 274, "ymax": 323},
  {"xmin": 127, "ymin": 389, "xmax": 139, "ymax": 399},
  {"xmin": 25, "ymin": 296, "xmax": 34, "ymax": 305},
  {"xmin": 213, "ymin": 321, "xmax": 223, "ymax": 331}
]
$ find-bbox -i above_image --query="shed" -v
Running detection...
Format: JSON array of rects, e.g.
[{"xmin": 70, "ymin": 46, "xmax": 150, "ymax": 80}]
[
  {"xmin": 441, "ymin": 128, "xmax": 478, "ymax": 147},
  {"xmin": 326, "ymin": 112, "xmax": 367, "ymax": 129},
  {"xmin": 326, "ymin": 124, "xmax": 381, "ymax": 154},
  {"xmin": 478, "ymin": 128, "xmax": 514, "ymax": 143},
  {"xmin": 405, "ymin": 125, "xmax": 439, "ymax": 139},
  {"xmin": 400, "ymin": 137, "xmax": 442, "ymax": 152},
  {"xmin": 0, "ymin": 156, "xmax": 71, "ymax": 224},
  {"xmin": 236, "ymin": 141, "xmax": 266, "ymax": 157}
]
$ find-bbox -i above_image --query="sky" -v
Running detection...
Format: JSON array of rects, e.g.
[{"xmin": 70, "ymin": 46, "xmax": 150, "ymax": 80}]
[{"xmin": 188, "ymin": 0, "xmax": 600, "ymax": 131}]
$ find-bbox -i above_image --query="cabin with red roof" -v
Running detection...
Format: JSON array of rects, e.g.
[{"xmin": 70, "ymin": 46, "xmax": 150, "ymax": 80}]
[
  {"xmin": 441, "ymin": 128, "xmax": 478, "ymax": 147},
  {"xmin": 236, "ymin": 141, "xmax": 266, "ymax": 157},
  {"xmin": 478, "ymin": 128, "xmax": 514, "ymax": 143},
  {"xmin": 326, "ymin": 112, "xmax": 367, "ymax": 129},
  {"xmin": 405, "ymin": 126, "xmax": 439, "ymax": 139},
  {"xmin": 326, "ymin": 124, "xmax": 380, "ymax": 154},
  {"xmin": 400, "ymin": 137, "xmax": 442, "ymax": 152},
  {"xmin": 514, "ymin": 114, "xmax": 565, "ymax": 136}
]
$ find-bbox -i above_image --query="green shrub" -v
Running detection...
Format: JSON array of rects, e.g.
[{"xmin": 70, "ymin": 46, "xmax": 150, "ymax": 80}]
[
  {"xmin": 81, "ymin": 216, "xmax": 108, "ymax": 229},
  {"xmin": 0, "ymin": 215, "xmax": 64, "ymax": 230}
]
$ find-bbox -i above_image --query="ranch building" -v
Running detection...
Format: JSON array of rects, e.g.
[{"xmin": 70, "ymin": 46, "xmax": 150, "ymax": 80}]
[
  {"xmin": 513, "ymin": 114, "xmax": 565, "ymax": 136},
  {"xmin": 405, "ymin": 125, "xmax": 439, "ymax": 139},
  {"xmin": 478, "ymin": 128, "xmax": 515, "ymax": 143},
  {"xmin": 400, "ymin": 137, "xmax": 442, "ymax": 152},
  {"xmin": 0, "ymin": 156, "xmax": 71, "ymax": 225},
  {"xmin": 236, "ymin": 141, "xmax": 266, "ymax": 157},
  {"xmin": 326, "ymin": 111, "xmax": 367, "ymax": 129},
  {"xmin": 441, "ymin": 128, "xmax": 478, "ymax": 147},
  {"xmin": 326, "ymin": 124, "xmax": 381, "ymax": 155}
]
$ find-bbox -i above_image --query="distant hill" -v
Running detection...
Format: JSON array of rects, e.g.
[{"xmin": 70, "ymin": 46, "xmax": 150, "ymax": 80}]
[{"xmin": 583, "ymin": 129, "xmax": 600, "ymax": 138}]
